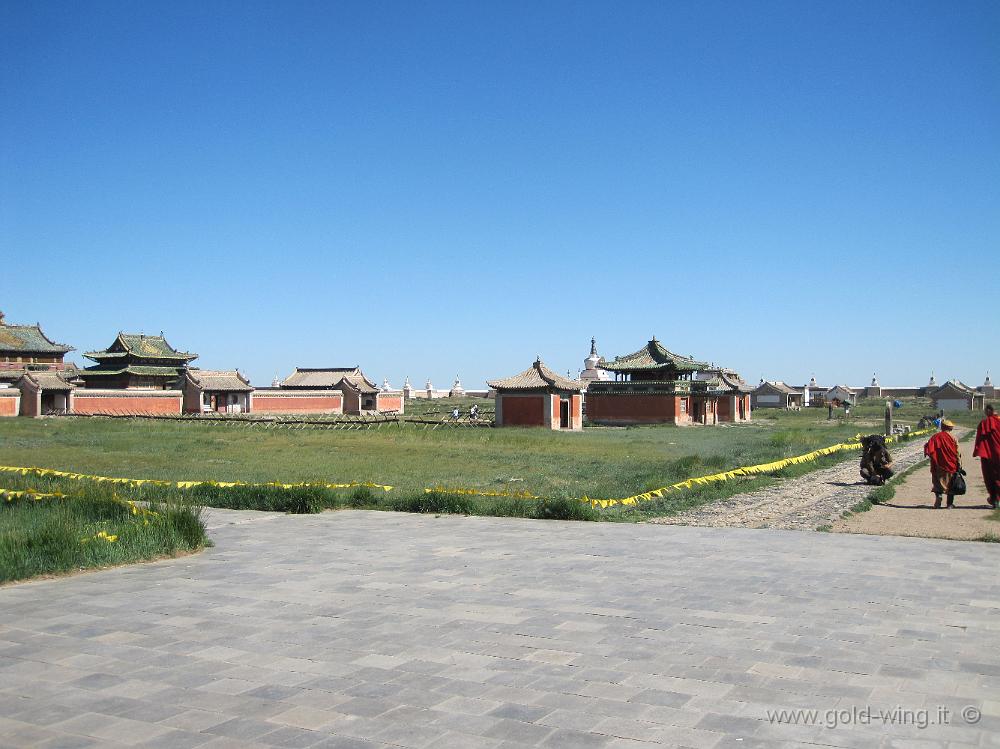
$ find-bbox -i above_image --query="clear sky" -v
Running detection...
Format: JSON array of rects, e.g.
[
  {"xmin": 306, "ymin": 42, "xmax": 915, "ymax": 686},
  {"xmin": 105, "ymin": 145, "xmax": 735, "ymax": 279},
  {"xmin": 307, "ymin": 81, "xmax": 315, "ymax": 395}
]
[{"xmin": 2, "ymin": 1, "xmax": 997, "ymax": 390}]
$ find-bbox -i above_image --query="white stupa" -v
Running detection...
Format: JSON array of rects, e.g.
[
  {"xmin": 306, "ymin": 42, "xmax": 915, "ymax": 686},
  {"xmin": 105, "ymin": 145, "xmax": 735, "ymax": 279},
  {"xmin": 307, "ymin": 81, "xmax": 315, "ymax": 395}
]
[
  {"xmin": 449, "ymin": 375, "xmax": 465, "ymax": 397},
  {"xmin": 580, "ymin": 337, "xmax": 611, "ymax": 382}
]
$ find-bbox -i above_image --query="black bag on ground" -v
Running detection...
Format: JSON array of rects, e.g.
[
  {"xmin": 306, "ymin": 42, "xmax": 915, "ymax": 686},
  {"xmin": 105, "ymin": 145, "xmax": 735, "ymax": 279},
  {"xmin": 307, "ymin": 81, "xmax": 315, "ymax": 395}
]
[{"xmin": 949, "ymin": 469, "xmax": 967, "ymax": 496}]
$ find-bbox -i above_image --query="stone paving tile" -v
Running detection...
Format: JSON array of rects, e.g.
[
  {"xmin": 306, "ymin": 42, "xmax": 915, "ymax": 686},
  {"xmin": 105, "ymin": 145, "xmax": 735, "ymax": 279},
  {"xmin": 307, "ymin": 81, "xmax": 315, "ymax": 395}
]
[{"xmin": 2, "ymin": 510, "xmax": 999, "ymax": 748}]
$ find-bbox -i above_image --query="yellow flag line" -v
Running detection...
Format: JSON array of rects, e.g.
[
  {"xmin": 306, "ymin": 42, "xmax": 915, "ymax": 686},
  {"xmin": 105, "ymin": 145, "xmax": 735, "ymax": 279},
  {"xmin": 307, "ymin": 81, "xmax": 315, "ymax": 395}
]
[
  {"xmin": 583, "ymin": 427, "xmax": 937, "ymax": 509},
  {"xmin": 0, "ymin": 466, "xmax": 393, "ymax": 493}
]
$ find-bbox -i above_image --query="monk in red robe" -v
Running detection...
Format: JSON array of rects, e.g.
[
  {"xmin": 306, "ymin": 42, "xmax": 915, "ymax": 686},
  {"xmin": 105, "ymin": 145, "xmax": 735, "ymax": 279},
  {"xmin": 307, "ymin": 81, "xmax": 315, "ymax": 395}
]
[
  {"xmin": 925, "ymin": 419, "xmax": 961, "ymax": 508},
  {"xmin": 974, "ymin": 404, "xmax": 1000, "ymax": 509}
]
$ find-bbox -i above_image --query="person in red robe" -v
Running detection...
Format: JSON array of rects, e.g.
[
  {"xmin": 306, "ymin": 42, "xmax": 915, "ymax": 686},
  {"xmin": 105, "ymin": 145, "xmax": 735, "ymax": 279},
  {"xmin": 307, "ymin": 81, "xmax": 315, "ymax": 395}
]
[
  {"xmin": 974, "ymin": 404, "xmax": 1000, "ymax": 509},
  {"xmin": 925, "ymin": 419, "xmax": 961, "ymax": 508}
]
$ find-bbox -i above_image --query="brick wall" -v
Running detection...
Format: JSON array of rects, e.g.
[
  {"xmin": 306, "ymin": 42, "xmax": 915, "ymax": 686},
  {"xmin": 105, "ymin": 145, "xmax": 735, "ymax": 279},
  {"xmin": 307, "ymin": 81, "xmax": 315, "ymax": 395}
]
[
  {"xmin": 0, "ymin": 394, "xmax": 19, "ymax": 417},
  {"xmin": 498, "ymin": 394, "xmax": 546, "ymax": 427},
  {"xmin": 74, "ymin": 391, "xmax": 182, "ymax": 416},
  {"xmin": 377, "ymin": 394, "xmax": 403, "ymax": 413},
  {"xmin": 252, "ymin": 392, "xmax": 344, "ymax": 415},
  {"xmin": 585, "ymin": 393, "xmax": 679, "ymax": 425}
]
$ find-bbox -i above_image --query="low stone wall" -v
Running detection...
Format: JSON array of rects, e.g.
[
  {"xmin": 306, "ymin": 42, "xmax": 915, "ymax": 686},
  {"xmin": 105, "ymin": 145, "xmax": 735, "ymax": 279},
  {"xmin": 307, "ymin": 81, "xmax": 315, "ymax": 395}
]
[
  {"xmin": 0, "ymin": 390, "xmax": 20, "ymax": 417},
  {"xmin": 73, "ymin": 389, "xmax": 183, "ymax": 416},
  {"xmin": 251, "ymin": 389, "xmax": 344, "ymax": 415}
]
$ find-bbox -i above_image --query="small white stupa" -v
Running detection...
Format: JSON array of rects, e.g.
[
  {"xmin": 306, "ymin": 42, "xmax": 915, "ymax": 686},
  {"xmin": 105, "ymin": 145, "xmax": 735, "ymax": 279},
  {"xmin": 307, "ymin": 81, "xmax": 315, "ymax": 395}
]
[
  {"xmin": 449, "ymin": 375, "xmax": 465, "ymax": 397},
  {"xmin": 580, "ymin": 337, "xmax": 611, "ymax": 382},
  {"xmin": 928, "ymin": 371, "xmax": 937, "ymax": 387}
]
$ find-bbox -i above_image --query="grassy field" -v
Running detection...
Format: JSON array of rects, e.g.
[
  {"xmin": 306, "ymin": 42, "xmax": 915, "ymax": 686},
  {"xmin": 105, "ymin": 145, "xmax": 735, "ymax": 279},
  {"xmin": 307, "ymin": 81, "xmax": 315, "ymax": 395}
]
[
  {"xmin": 1, "ymin": 397, "xmax": 989, "ymax": 582},
  {"xmin": 1, "ymin": 488, "xmax": 209, "ymax": 584},
  {"xmin": 0, "ymin": 396, "xmax": 968, "ymax": 503}
]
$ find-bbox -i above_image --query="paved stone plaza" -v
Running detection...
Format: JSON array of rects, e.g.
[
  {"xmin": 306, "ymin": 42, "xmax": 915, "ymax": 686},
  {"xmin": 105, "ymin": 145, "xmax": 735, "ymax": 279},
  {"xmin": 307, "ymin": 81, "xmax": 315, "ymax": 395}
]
[{"xmin": 1, "ymin": 509, "xmax": 999, "ymax": 749}]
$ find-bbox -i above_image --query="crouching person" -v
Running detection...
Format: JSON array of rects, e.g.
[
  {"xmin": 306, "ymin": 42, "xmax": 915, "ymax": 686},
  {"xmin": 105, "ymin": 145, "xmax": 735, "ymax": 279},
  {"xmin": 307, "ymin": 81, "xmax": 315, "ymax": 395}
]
[{"xmin": 860, "ymin": 435, "xmax": 894, "ymax": 486}]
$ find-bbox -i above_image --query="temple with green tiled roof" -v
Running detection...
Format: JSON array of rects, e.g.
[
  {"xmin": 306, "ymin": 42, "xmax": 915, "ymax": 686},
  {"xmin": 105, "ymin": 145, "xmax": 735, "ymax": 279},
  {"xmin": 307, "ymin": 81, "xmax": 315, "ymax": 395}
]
[
  {"xmin": 598, "ymin": 336, "xmax": 708, "ymax": 381},
  {"xmin": 80, "ymin": 332, "xmax": 197, "ymax": 390},
  {"xmin": 0, "ymin": 310, "xmax": 75, "ymax": 385},
  {"xmin": 586, "ymin": 336, "xmax": 751, "ymax": 425}
]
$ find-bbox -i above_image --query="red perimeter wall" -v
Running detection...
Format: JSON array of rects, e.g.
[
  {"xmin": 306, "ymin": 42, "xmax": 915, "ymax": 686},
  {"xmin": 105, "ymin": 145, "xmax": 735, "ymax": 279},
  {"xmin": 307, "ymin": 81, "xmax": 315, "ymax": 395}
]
[
  {"xmin": 586, "ymin": 394, "xmax": 681, "ymax": 425},
  {"xmin": 377, "ymin": 394, "xmax": 403, "ymax": 413},
  {"xmin": 0, "ymin": 397, "xmax": 19, "ymax": 417},
  {"xmin": 74, "ymin": 393, "xmax": 182, "ymax": 416},
  {"xmin": 500, "ymin": 395, "xmax": 546, "ymax": 427},
  {"xmin": 253, "ymin": 395, "xmax": 343, "ymax": 414}
]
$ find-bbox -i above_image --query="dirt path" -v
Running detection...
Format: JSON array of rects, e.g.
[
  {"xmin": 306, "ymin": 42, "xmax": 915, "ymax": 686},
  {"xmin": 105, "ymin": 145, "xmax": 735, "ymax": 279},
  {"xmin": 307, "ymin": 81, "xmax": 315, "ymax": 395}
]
[
  {"xmin": 648, "ymin": 435, "xmax": 935, "ymax": 531},
  {"xmin": 834, "ymin": 437, "xmax": 999, "ymax": 540}
]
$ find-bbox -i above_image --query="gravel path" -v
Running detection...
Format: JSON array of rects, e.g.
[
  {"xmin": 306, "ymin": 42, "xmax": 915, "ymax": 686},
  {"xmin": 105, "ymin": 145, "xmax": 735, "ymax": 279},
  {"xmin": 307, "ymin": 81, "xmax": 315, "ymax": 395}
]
[{"xmin": 648, "ymin": 434, "xmax": 940, "ymax": 531}]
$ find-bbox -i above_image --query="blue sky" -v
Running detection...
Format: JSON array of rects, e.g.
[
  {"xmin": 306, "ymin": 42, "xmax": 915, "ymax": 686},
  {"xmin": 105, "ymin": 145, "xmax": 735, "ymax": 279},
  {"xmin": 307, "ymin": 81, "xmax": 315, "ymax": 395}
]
[{"xmin": 2, "ymin": 1, "xmax": 997, "ymax": 389}]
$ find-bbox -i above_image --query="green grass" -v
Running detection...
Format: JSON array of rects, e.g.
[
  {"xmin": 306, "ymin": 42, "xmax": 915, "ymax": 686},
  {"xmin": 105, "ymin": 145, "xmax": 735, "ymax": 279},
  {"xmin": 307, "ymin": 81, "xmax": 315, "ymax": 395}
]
[
  {"xmin": 0, "ymin": 396, "xmax": 977, "ymax": 521},
  {"xmin": 402, "ymin": 396, "xmax": 493, "ymax": 419},
  {"xmin": 0, "ymin": 401, "xmax": 897, "ymax": 499},
  {"xmin": 1, "ymin": 488, "xmax": 209, "ymax": 584}
]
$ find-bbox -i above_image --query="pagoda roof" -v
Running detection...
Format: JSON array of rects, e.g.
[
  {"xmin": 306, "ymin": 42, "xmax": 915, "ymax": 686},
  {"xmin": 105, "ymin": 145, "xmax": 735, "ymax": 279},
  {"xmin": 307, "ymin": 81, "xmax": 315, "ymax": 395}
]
[
  {"xmin": 282, "ymin": 367, "xmax": 378, "ymax": 392},
  {"xmin": 185, "ymin": 369, "xmax": 252, "ymax": 392},
  {"xmin": 488, "ymin": 359, "xmax": 583, "ymax": 392},
  {"xmin": 84, "ymin": 333, "xmax": 197, "ymax": 363},
  {"xmin": 930, "ymin": 380, "xmax": 979, "ymax": 397},
  {"xmin": 717, "ymin": 371, "xmax": 754, "ymax": 393},
  {"xmin": 81, "ymin": 365, "xmax": 185, "ymax": 378},
  {"xmin": 599, "ymin": 337, "xmax": 708, "ymax": 373},
  {"xmin": 755, "ymin": 380, "xmax": 799, "ymax": 395},
  {"xmin": 18, "ymin": 370, "xmax": 76, "ymax": 391},
  {"xmin": 338, "ymin": 374, "xmax": 379, "ymax": 394},
  {"xmin": 0, "ymin": 320, "xmax": 73, "ymax": 354}
]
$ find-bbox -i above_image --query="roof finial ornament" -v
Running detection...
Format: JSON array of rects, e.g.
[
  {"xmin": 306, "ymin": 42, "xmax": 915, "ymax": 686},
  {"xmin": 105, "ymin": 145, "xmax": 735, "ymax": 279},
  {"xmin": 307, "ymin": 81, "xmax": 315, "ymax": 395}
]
[{"xmin": 590, "ymin": 337, "xmax": 598, "ymax": 356}]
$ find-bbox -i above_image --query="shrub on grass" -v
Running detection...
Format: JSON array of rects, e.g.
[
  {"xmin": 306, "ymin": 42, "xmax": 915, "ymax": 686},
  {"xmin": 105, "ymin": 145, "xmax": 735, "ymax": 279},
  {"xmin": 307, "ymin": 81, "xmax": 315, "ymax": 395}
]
[
  {"xmin": 529, "ymin": 496, "xmax": 597, "ymax": 521},
  {"xmin": 185, "ymin": 483, "xmax": 331, "ymax": 513},
  {"xmin": 0, "ymin": 492, "xmax": 208, "ymax": 583},
  {"xmin": 347, "ymin": 486, "xmax": 375, "ymax": 508},
  {"xmin": 381, "ymin": 491, "xmax": 596, "ymax": 521},
  {"xmin": 387, "ymin": 491, "xmax": 477, "ymax": 515},
  {"xmin": 667, "ymin": 455, "xmax": 702, "ymax": 478}
]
